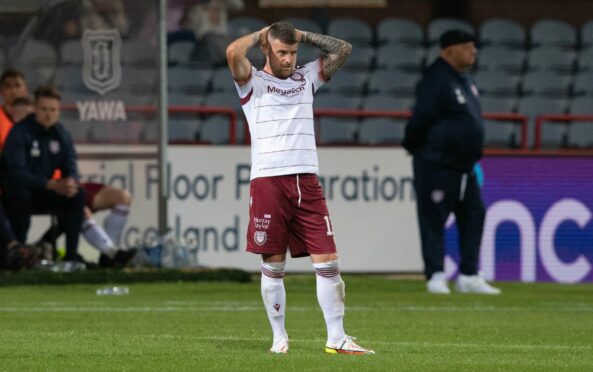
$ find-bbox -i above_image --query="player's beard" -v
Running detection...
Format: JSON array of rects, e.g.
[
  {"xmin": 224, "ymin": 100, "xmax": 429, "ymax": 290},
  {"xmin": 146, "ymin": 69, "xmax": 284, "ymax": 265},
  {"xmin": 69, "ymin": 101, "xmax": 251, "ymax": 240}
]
[{"xmin": 268, "ymin": 60, "xmax": 294, "ymax": 79}]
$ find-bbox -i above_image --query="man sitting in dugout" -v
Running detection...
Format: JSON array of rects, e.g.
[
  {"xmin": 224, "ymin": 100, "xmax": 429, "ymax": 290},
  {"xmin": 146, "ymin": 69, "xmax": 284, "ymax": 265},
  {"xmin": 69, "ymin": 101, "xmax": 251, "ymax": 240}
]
[{"xmin": 1, "ymin": 86, "xmax": 85, "ymax": 263}]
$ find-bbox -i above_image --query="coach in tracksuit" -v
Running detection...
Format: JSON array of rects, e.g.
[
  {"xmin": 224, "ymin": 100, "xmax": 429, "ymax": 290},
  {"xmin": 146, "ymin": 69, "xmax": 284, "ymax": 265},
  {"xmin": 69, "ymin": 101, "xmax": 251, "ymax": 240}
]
[
  {"xmin": 1, "ymin": 86, "xmax": 84, "ymax": 262},
  {"xmin": 403, "ymin": 30, "xmax": 500, "ymax": 295}
]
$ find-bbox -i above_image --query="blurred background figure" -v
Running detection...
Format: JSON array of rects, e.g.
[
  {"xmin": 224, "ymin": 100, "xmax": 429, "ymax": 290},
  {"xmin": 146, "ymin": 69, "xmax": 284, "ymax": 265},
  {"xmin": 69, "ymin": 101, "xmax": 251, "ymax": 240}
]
[
  {"xmin": 81, "ymin": 0, "xmax": 130, "ymax": 37},
  {"xmin": 187, "ymin": 0, "xmax": 244, "ymax": 65},
  {"xmin": 11, "ymin": 96, "xmax": 33, "ymax": 124}
]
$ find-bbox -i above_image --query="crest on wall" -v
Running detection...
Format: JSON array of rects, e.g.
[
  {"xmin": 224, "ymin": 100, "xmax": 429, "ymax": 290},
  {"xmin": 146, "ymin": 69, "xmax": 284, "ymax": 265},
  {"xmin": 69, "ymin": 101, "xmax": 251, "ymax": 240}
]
[{"xmin": 82, "ymin": 29, "xmax": 122, "ymax": 95}]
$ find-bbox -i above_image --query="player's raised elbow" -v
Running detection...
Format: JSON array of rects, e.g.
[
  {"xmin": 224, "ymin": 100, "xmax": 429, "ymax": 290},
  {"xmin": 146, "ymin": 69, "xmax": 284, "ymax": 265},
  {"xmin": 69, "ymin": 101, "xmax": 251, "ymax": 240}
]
[
  {"xmin": 226, "ymin": 44, "xmax": 238, "ymax": 63},
  {"xmin": 341, "ymin": 41, "xmax": 352, "ymax": 58}
]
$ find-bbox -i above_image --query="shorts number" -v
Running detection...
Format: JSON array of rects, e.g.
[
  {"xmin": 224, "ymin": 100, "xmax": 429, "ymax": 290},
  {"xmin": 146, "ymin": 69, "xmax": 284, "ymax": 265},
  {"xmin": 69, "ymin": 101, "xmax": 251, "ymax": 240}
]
[{"xmin": 324, "ymin": 216, "xmax": 334, "ymax": 236}]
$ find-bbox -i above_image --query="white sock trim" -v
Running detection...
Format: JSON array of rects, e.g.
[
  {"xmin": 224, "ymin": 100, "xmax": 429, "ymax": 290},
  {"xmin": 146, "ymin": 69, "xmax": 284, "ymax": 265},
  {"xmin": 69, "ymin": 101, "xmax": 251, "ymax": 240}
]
[
  {"xmin": 261, "ymin": 261, "xmax": 286, "ymax": 279},
  {"xmin": 313, "ymin": 259, "xmax": 340, "ymax": 278}
]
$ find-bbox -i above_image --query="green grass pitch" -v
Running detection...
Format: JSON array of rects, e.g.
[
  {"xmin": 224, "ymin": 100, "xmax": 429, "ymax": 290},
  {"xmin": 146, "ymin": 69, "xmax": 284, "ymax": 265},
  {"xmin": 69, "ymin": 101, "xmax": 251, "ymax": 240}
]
[{"xmin": 1, "ymin": 275, "xmax": 592, "ymax": 371}]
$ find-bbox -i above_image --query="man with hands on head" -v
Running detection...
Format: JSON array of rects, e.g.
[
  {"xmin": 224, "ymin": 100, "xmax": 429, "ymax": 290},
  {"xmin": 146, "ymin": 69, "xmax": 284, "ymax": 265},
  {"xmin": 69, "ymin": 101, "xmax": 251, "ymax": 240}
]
[
  {"xmin": 226, "ymin": 22, "xmax": 374, "ymax": 355},
  {"xmin": 1, "ymin": 86, "xmax": 85, "ymax": 263}
]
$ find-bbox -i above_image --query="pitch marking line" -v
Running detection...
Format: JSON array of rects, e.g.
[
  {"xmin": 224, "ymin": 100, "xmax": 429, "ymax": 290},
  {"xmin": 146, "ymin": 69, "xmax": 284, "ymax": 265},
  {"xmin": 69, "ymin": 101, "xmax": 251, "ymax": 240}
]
[
  {"xmin": 0, "ymin": 331, "xmax": 589, "ymax": 352},
  {"xmin": 1, "ymin": 305, "xmax": 593, "ymax": 312}
]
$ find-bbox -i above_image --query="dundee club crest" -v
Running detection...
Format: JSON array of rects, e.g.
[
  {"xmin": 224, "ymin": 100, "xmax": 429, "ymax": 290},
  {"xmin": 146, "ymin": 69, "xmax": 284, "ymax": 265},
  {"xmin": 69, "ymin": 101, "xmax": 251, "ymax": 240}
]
[{"xmin": 82, "ymin": 29, "xmax": 122, "ymax": 95}]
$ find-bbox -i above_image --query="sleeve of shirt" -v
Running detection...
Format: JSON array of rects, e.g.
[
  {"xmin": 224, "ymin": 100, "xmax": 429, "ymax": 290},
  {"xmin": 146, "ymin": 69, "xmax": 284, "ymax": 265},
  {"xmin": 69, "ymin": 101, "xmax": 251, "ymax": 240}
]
[
  {"xmin": 304, "ymin": 58, "xmax": 328, "ymax": 94},
  {"xmin": 2, "ymin": 128, "xmax": 47, "ymax": 189},
  {"xmin": 233, "ymin": 66, "xmax": 256, "ymax": 100},
  {"xmin": 402, "ymin": 76, "xmax": 443, "ymax": 154}
]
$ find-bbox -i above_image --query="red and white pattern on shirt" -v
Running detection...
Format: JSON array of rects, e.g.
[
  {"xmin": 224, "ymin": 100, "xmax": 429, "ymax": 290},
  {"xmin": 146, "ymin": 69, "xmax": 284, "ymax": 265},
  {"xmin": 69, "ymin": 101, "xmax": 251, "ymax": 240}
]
[{"xmin": 234, "ymin": 59, "xmax": 327, "ymax": 180}]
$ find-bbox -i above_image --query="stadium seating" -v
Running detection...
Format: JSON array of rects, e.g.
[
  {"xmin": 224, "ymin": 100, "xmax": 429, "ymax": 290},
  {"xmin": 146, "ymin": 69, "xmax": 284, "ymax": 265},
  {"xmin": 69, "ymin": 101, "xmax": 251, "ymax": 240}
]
[
  {"xmin": 518, "ymin": 96, "xmax": 568, "ymax": 147},
  {"xmin": 479, "ymin": 18, "xmax": 526, "ymax": 48},
  {"xmin": 343, "ymin": 45, "xmax": 375, "ymax": 70},
  {"xmin": 577, "ymin": 48, "xmax": 593, "ymax": 72},
  {"xmin": 168, "ymin": 67, "xmax": 211, "ymax": 95},
  {"xmin": 168, "ymin": 118, "xmax": 199, "ymax": 141},
  {"xmin": 59, "ymin": 40, "xmax": 83, "ymax": 65},
  {"xmin": 119, "ymin": 67, "xmax": 158, "ymax": 95},
  {"xmin": 317, "ymin": 117, "xmax": 359, "ymax": 144},
  {"xmin": 375, "ymin": 44, "xmax": 425, "ymax": 71},
  {"xmin": 530, "ymin": 19, "xmax": 577, "ymax": 48},
  {"xmin": 199, "ymin": 115, "xmax": 232, "ymax": 144},
  {"xmin": 567, "ymin": 97, "xmax": 593, "ymax": 147},
  {"xmin": 480, "ymin": 97, "xmax": 517, "ymax": 113},
  {"xmin": 367, "ymin": 70, "xmax": 420, "ymax": 96},
  {"xmin": 139, "ymin": 121, "xmax": 157, "ymax": 142},
  {"xmin": 174, "ymin": 15, "xmax": 593, "ymax": 148},
  {"xmin": 358, "ymin": 118, "xmax": 405, "ymax": 145},
  {"xmin": 120, "ymin": 40, "xmax": 158, "ymax": 67},
  {"xmin": 477, "ymin": 47, "xmax": 525, "ymax": 73},
  {"xmin": 210, "ymin": 67, "xmax": 236, "ymax": 93},
  {"xmin": 60, "ymin": 109, "xmax": 92, "ymax": 142},
  {"xmin": 475, "ymin": 71, "xmax": 521, "ymax": 97},
  {"xmin": 90, "ymin": 122, "xmax": 144, "ymax": 143},
  {"xmin": 168, "ymin": 40, "xmax": 196, "ymax": 66},
  {"xmin": 483, "ymin": 120, "xmax": 520, "ymax": 147},
  {"xmin": 21, "ymin": 67, "xmax": 53, "ymax": 88},
  {"xmin": 521, "ymin": 71, "xmax": 572, "ymax": 98},
  {"xmin": 362, "ymin": 95, "xmax": 414, "ymax": 111},
  {"xmin": 53, "ymin": 65, "xmax": 86, "ymax": 93},
  {"xmin": 526, "ymin": 47, "xmax": 576, "ymax": 73},
  {"xmin": 203, "ymin": 92, "xmax": 242, "ymax": 111},
  {"xmin": 314, "ymin": 94, "xmax": 361, "ymax": 110},
  {"xmin": 376, "ymin": 18, "xmax": 424, "ymax": 46},
  {"xmin": 228, "ymin": 16, "xmax": 267, "ymax": 40},
  {"xmin": 14, "ymin": 40, "xmax": 57, "ymax": 68},
  {"xmin": 327, "ymin": 18, "xmax": 373, "ymax": 46},
  {"xmin": 427, "ymin": 18, "xmax": 475, "ymax": 45},
  {"xmin": 572, "ymin": 71, "xmax": 593, "ymax": 96},
  {"xmin": 581, "ymin": 21, "xmax": 593, "ymax": 48},
  {"xmin": 169, "ymin": 92, "xmax": 204, "ymax": 106},
  {"xmin": 317, "ymin": 70, "xmax": 368, "ymax": 95}
]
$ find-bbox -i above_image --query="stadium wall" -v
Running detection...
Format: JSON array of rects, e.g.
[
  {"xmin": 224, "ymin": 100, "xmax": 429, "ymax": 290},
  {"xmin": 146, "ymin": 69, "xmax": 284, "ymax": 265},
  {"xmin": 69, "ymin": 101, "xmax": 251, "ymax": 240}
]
[{"xmin": 25, "ymin": 146, "xmax": 593, "ymax": 283}]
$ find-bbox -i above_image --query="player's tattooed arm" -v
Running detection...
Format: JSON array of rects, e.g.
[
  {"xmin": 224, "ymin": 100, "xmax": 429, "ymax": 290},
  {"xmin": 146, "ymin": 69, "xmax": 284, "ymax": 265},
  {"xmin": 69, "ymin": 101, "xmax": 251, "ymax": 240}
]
[
  {"xmin": 226, "ymin": 26, "xmax": 269, "ymax": 84},
  {"xmin": 299, "ymin": 31, "xmax": 352, "ymax": 78}
]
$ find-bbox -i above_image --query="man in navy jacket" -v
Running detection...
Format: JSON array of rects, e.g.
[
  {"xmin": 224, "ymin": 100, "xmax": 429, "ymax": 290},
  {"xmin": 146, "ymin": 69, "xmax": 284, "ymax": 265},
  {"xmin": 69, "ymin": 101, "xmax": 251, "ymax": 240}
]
[
  {"xmin": 1, "ymin": 86, "xmax": 85, "ymax": 262},
  {"xmin": 403, "ymin": 29, "xmax": 500, "ymax": 295}
]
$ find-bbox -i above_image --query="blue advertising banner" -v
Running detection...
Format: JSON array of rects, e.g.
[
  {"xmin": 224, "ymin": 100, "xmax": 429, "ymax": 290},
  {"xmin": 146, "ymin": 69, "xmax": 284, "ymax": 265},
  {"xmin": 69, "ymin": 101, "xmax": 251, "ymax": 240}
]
[{"xmin": 446, "ymin": 156, "xmax": 593, "ymax": 283}]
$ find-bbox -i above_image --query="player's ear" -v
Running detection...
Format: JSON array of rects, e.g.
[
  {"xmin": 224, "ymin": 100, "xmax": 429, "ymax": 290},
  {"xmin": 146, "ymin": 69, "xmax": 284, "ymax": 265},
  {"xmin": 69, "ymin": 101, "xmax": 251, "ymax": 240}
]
[{"xmin": 260, "ymin": 42, "xmax": 269, "ymax": 57}]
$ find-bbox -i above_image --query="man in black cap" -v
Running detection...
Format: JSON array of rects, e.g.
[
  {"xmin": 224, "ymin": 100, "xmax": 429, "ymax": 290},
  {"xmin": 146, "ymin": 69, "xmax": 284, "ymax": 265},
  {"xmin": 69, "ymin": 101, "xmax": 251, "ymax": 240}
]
[{"xmin": 402, "ymin": 29, "xmax": 500, "ymax": 294}]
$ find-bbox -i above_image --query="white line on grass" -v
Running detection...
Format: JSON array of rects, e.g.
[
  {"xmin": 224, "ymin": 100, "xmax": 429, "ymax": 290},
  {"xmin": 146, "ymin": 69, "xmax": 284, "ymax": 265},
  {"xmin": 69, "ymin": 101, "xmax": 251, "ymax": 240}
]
[
  {"xmin": 2, "ymin": 305, "xmax": 593, "ymax": 313},
  {"xmin": 2, "ymin": 330, "xmax": 590, "ymax": 352}
]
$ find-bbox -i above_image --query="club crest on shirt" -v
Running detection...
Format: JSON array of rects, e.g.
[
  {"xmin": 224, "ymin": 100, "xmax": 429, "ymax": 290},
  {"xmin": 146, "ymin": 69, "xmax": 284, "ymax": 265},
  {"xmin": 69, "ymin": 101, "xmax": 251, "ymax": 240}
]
[
  {"xmin": 290, "ymin": 71, "xmax": 305, "ymax": 82},
  {"xmin": 431, "ymin": 189, "xmax": 445, "ymax": 204},
  {"xmin": 49, "ymin": 140, "xmax": 61, "ymax": 154},
  {"xmin": 454, "ymin": 88, "xmax": 466, "ymax": 104},
  {"xmin": 254, "ymin": 231, "xmax": 267, "ymax": 245}
]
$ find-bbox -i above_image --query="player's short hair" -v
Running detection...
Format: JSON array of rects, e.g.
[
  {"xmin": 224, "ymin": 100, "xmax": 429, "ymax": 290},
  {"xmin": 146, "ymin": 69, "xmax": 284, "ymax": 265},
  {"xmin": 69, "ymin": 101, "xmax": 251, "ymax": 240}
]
[
  {"xmin": 34, "ymin": 86, "xmax": 61, "ymax": 102},
  {"xmin": 0, "ymin": 68, "xmax": 26, "ymax": 85},
  {"xmin": 268, "ymin": 22, "xmax": 297, "ymax": 45},
  {"xmin": 13, "ymin": 96, "xmax": 33, "ymax": 106}
]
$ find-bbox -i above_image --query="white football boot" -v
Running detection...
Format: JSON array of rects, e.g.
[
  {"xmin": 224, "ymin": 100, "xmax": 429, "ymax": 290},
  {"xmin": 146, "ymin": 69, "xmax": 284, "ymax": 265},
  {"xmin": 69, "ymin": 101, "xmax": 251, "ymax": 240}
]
[
  {"xmin": 325, "ymin": 335, "xmax": 375, "ymax": 355},
  {"xmin": 269, "ymin": 335, "xmax": 289, "ymax": 354},
  {"xmin": 455, "ymin": 274, "xmax": 501, "ymax": 295},
  {"xmin": 426, "ymin": 271, "xmax": 450, "ymax": 294}
]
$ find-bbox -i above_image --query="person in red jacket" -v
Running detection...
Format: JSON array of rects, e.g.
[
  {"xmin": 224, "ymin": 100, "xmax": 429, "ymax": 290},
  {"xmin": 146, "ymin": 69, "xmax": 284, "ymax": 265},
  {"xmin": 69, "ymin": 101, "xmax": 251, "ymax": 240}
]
[{"xmin": 0, "ymin": 69, "xmax": 29, "ymax": 152}]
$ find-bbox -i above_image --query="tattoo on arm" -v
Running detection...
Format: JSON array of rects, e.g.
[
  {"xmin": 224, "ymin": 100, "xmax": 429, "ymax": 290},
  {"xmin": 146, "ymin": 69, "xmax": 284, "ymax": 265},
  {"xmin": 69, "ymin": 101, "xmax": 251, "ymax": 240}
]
[{"xmin": 301, "ymin": 32, "xmax": 352, "ymax": 78}]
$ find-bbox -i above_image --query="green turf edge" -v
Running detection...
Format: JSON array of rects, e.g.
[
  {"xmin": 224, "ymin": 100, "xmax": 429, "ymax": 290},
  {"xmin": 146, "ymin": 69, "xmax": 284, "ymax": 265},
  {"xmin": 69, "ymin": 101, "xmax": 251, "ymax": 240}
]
[{"xmin": 0, "ymin": 268, "xmax": 251, "ymax": 286}]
